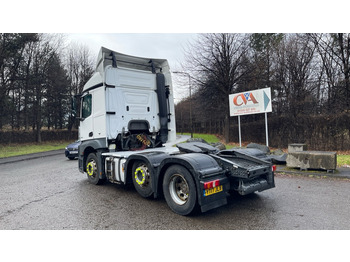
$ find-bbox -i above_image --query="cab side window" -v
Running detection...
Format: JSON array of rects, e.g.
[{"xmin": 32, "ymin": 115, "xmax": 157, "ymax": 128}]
[{"xmin": 81, "ymin": 94, "xmax": 92, "ymax": 118}]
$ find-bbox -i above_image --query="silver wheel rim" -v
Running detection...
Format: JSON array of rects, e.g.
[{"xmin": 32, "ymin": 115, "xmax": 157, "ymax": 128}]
[{"xmin": 169, "ymin": 174, "xmax": 189, "ymax": 205}]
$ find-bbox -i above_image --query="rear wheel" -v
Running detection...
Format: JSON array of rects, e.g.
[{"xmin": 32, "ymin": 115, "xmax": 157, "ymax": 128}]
[
  {"xmin": 86, "ymin": 153, "xmax": 104, "ymax": 185},
  {"xmin": 132, "ymin": 160, "xmax": 153, "ymax": 198},
  {"xmin": 163, "ymin": 165, "xmax": 197, "ymax": 216}
]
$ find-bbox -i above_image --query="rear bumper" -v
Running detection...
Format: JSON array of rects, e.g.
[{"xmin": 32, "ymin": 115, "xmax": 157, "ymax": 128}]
[
  {"xmin": 234, "ymin": 172, "xmax": 275, "ymax": 195},
  {"xmin": 236, "ymin": 176, "xmax": 275, "ymax": 195}
]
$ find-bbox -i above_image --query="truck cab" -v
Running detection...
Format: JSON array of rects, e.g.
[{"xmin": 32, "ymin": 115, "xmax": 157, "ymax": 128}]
[{"xmin": 77, "ymin": 47, "xmax": 176, "ymax": 171}]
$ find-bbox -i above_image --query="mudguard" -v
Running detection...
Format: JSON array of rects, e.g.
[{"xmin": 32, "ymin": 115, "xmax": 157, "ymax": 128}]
[
  {"xmin": 159, "ymin": 153, "xmax": 230, "ymax": 212},
  {"xmin": 78, "ymin": 138, "xmax": 108, "ymax": 174}
]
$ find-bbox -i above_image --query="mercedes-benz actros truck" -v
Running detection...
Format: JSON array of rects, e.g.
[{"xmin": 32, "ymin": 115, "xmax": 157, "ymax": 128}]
[{"xmin": 75, "ymin": 47, "xmax": 275, "ymax": 215}]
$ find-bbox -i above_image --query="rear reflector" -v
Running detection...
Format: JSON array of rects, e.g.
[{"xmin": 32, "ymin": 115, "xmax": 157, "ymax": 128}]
[
  {"xmin": 214, "ymin": 180, "xmax": 220, "ymax": 187},
  {"xmin": 272, "ymin": 165, "xmax": 277, "ymax": 172},
  {"xmin": 204, "ymin": 179, "xmax": 220, "ymax": 189}
]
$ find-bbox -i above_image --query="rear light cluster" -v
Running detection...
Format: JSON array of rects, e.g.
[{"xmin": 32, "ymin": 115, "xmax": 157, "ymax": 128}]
[
  {"xmin": 204, "ymin": 179, "xmax": 220, "ymax": 189},
  {"xmin": 272, "ymin": 165, "xmax": 277, "ymax": 172}
]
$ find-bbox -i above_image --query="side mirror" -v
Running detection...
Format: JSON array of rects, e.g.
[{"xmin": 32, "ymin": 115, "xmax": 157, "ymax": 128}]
[
  {"xmin": 71, "ymin": 96, "xmax": 77, "ymax": 118},
  {"xmin": 71, "ymin": 94, "xmax": 82, "ymax": 119}
]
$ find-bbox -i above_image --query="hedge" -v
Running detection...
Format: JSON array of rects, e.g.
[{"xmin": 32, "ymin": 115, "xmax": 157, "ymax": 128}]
[{"xmin": 0, "ymin": 130, "xmax": 79, "ymax": 144}]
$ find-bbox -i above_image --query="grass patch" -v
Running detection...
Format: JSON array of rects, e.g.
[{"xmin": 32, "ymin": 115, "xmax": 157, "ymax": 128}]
[
  {"xmin": 337, "ymin": 154, "xmax": 350, "ymax": 167},
  {"xmin": 0, "ymin": 141, "xmax": 73, "ymax": 158},
  {"xmin": 1, "ymin": 133, "xmax": 227, "ymax": 159}
]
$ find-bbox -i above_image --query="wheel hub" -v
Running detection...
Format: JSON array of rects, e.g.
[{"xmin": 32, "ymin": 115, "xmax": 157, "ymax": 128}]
[
  {"xmin": 169, "ymin": 174, "xmax": 189, "ymax": 205},
  {"xmin": 87, "ymin": 160, "xmax": 97, "ymax": 177},
  {"xmin": 134, "ymin": 165, "xmax": 150, "ymax": 187}
]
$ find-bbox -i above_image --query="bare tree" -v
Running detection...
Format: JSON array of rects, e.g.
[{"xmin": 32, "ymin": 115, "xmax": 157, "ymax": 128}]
[
  {"xmin": 183, "ymin": 33, "xmax": 250, "ymax": 143},
  {"xmin": 274, "ymin": 34, "xmax": 317, "ymax": 114},
  {"xmin": 64, "ymin": 43, "xmax": 95, "ymax": 131},
  {"xmin": 333, "ymin": 33, "xmax": 350, "ymax": 106}
]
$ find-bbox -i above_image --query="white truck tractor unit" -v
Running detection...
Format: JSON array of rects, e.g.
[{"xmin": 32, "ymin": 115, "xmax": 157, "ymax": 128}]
[{"xmin": 75, "ymin": 47, "xmax": 275, "ymax": 215}]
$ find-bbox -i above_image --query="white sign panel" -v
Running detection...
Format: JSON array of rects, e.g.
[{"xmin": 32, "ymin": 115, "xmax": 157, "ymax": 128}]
[{"xmin": 229, "ymin": 88, "xmax": 272, "ymax": 116}]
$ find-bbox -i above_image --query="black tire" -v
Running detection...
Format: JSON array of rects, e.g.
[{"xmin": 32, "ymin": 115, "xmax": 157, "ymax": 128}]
[
  {"xmin": 86, "ymin": 153, "xmax": 104, "ymax": 185},
  {"xmin": 131, "ymin": 160, "xmax": 153, "ymax": 198},
  {"xmin": 163, "ymin": 165, "xmax": 197, "ymax": 216}
]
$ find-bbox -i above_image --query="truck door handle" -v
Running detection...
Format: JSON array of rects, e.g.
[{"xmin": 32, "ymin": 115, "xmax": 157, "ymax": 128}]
[{"xmin": 89, "ymin": 132, "xmax": 93, "ymax": 137}]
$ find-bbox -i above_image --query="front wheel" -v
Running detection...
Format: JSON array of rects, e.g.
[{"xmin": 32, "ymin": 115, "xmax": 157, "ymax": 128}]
[
  {"xmin": 163, "ymin": 165, "xmax": 197, "ymax": 216},
  {"xmin": 86, "ymin": 153, "xmax": 104, "ymax": 185}
]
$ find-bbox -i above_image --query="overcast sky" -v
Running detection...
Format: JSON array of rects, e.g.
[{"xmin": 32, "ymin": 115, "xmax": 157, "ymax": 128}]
[{"xmin": 66, "ymin": 33, "xmax": 197, "ymax": 71}]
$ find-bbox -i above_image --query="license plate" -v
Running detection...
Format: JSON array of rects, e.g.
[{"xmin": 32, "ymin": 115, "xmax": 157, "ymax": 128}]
[
  {"xmin": 204, "ymin": 185, "xmax": 223, "ymax": 197},
  {"xmin": 70, "ymin": 151, "xmax": 78, "ymax": 154}
]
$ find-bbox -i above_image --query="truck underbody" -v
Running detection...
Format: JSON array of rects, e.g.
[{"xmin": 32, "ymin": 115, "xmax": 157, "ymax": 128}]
[{"xmin": 79, "ymin": 141, "xmax": 275, "ymax": 215}]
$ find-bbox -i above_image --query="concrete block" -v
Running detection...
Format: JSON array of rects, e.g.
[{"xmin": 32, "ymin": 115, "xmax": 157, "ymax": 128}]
[
  {"xmin": 288, "ymin": 143, "xmax": 308, "ymax": 153},
  {"xmin": 286, "ymin": 151, "xmax": 337, "ymax": 172}
]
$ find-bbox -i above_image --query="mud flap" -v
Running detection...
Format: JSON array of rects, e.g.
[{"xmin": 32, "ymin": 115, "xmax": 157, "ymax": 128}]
[{"xmin": 199, "ymin": 176, "xmax": 230, "ymax": 213}]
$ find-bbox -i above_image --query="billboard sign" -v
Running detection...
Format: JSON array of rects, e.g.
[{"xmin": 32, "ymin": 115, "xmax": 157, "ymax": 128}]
[{"xmin": 229, "ymin": 88, "xmax": 272, "ymax": 116}]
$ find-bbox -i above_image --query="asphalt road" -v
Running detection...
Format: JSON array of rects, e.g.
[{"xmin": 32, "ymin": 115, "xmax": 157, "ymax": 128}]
[{"xmin": 1, "ymin": 152, "xmax": 350, "ymax": 230}]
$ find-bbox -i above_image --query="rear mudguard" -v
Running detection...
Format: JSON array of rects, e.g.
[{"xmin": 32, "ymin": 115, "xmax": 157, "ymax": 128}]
[{"xmin": 125, "ymin": 152, "xmax": 230, "ymax": 212}]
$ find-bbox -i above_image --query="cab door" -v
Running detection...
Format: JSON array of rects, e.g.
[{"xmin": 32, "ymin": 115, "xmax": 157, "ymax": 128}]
[{"xmin": 79, "ymin": 93, "xmax": 93, "ymax": 141}]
